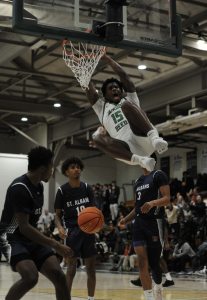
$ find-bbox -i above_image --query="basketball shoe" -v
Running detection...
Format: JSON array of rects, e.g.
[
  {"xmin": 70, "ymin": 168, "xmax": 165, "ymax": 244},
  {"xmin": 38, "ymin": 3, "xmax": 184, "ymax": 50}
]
[
  {"xmin": 92, "ymin": 126, "xmax": 104, "ymax": 139},
  {"xmin": 147, "ymin": 129, "xmax": 168, "ymax": 154},
  {"xmin": 154, "ymin": 286, "xmax": 164, "ymax": 300}
]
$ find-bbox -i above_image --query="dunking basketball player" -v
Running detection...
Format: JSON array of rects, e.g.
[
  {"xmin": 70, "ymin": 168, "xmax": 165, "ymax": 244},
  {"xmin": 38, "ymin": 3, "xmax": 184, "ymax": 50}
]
[
  {"xmin": 86, "ymin": 53, "xmax": 168, "ymax": 171},
  {"xmin": 0, "ymin": 146, "xmax": 73, "ymax": 300},
  {"xmin": 119, "ymin": 153, "xmax": 170, "ymax": 300},
  {"xmin": 55, "ymin": 156, "xmax": 97, "ymax": 300}
]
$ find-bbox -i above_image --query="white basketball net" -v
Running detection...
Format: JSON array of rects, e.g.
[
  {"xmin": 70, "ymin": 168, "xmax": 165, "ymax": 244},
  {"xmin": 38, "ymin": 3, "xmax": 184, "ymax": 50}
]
[{"xmin": 62, "ymin": 41, "xmax": 107, "ymax": 90}]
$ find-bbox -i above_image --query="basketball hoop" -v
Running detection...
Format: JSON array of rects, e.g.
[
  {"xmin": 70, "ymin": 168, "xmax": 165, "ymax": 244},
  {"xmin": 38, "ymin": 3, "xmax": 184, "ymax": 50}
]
[{"xmin": 62, "ymin": 38, "xmax": 107, "ymax": 90}]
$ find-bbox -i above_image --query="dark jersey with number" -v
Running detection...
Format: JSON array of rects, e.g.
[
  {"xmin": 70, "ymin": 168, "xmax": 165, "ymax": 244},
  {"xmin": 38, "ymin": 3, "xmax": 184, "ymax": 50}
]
[
  {"xmin": 0, "ymin": 174, "xmax": 44, "ymax": 243},
  {"xmin": 54, "ymin": 181, "xmax": 96, "ymax": 228},
  {"xmin": 135, "ymin": 170, "xmax": 169, "ymax": 219}
]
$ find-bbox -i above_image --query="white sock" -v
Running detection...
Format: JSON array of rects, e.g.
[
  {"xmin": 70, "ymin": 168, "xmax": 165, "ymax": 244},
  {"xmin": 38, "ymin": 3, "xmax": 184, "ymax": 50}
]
[
  {"xmin": 88, "ymin": 297, "xmax": 94, "ymax": 300},
  {"xmin": 154, "ymin": 283, "xmax": 162, "ymax": 290},
  {"xmin": 147, "ymin": 129, "xmax": 159, "ymax": 140},
  {"xmin": 165, "ymin": 272, "xmax": 172, "ymax": 281},
  {"xmin": 130, "ymin": 154, "xmax": 142, "ymax": 165},
  {"xmin": 144, "ymin": 289, "xmax": 154, "ymax": 300}
]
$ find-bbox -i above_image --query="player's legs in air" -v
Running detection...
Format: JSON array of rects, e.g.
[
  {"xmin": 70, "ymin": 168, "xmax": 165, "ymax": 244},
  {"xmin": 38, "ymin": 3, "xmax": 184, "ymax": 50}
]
[{"xmin": 93, "ymin": 129, "xmax": 156, "ymax": 171}]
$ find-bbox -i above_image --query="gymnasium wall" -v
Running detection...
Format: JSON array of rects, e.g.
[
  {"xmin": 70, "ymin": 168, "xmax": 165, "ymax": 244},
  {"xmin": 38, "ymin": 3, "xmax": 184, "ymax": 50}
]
[{"xmin": 0, "ymin": 124, "xmax": 49, "ymax": 212}]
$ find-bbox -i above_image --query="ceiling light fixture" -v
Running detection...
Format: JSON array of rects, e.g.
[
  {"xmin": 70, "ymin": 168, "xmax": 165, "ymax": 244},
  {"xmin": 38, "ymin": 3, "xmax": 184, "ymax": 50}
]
[
  {"xmin": 197, "ymin": 40, "xmax": 205, "ymax": 44},
  {"xmin": 21, "ymin": 117, "xmax": 28, "ymax": 121},
  {"xmin": 54, "ymin": 103, "xmax": 61, "ymax": 107},
  {"xmin": 138, "ymin": 65, "xmax": 147, "ymax": 70}
]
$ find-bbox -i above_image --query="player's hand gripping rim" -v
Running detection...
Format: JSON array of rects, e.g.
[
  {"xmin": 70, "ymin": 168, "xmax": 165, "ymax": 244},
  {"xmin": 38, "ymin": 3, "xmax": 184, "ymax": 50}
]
[
  {"xmin": 58, "ymin": 227, "xmax": 68, "ymax": 239},
  {"xmin": 118, "ymin": 218, "xmax": 126, "ymax": 229},
  {"xmin": 141, "ymin": 201, "xmax": 155, "ymax": 213}
]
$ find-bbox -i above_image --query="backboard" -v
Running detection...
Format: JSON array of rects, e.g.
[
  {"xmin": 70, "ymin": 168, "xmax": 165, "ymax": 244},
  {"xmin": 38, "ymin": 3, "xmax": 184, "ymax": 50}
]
[{"xmin": 13, "ymin": 0, "xmax": 182, "ymax": 58}]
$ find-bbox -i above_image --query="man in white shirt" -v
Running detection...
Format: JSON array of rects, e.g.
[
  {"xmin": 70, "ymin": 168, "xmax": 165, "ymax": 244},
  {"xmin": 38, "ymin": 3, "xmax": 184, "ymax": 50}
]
[
  {"xmin": 42, "ymin": 210, "xmax": 54, "ymax": 228},
  {"xmin": 86, "ymin": 53, "xmax": 168, "ymax": 171}
]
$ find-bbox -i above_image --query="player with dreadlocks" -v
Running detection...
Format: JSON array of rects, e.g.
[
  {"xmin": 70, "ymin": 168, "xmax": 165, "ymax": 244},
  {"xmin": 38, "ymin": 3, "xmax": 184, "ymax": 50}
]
[{"xmin": 86, "ymin": 52, "xmax": 168, "ymax": 171}]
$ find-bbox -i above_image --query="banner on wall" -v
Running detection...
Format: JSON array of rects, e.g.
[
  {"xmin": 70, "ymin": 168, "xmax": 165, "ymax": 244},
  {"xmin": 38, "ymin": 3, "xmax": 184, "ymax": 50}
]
[
  {"xmin": 201, "ymin": 149, "xmax": 207, "ymax": 173},
  {"xmin": 160, "ymin": 156, "xmax": 170, "ymax": 180},
  {"xmin": 187, "ymin": 151, "xmax": 197, "ymax": 178},
  {"xmin": 173, "ymin": 154, "xmax": 183, "ymax": 180}
]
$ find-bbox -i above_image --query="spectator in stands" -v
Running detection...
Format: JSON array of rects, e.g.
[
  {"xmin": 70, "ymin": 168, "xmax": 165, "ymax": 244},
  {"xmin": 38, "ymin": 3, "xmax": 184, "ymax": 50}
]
[
  {"xmin": 92, "ymin": 185, "xmax": 96, "ymax": 191},
  {"xmin": 102, "ymin": 184, "xmax": 110, "ymax": 217},
  {"xmin": 165, "ymin": 204, "xmax": 179, "ymax": 236},
  {"xmin": 121, "ymin": 244, "xmax": 131, "ymax": 270},
  {"xmin": 182, "ymin": 171, "xmax": 194, "ymax": 196},
  {"xmin": 108, "ymin": 184, "xmax": 112, "ymax": 194},
  {"xmin": 112, "ymin": 180, "xmax": 120, "ymax": 199},
  {"xmin": 185, "ymin": 189, "xmax": 193, "ymax": 203},
  {"xmin": 170, "ymin": 178, "xmax": 182, "ymax": 197},
  {"xmin": 126, "ymin": 221, "xmax": 134, "ymax": 240},
  {"xmin": 177, "ymin": 195, "xmax": 185, "ymax": 209},
  {"xmin": 191, "ymin": 188, "xmax": 198, "ymax": 203},
  {"xmin": 188, "ymin": 237, "xmax": 207, "ymax": 275},
  {"xmin": 42, "ymin": 209, "xmax": 54, "ymax": 228},
  {"xmin": 95, "ymin": 190, "xmax": 103, "ymax": 211},
  {"xmin": 190, "ymin": 194, "xmax": 206, "ymax": 219},
  {"xmin": 109, "ymin": 236, "xmax": 125, "ymax": 271},
  {"xmin": 201, "ymin": 173, "xmax": 207, "ymax": 191},
  {"xmin": 171, "ymin": 237, "xmax": 195, "ymax": 274},
  {"xmin": 109, "ymin": 189, "xmax": 119, "ymax": 225},
  {"xmin": 178, "ymin": 222, "xmax": 191, "ymax": 244},
  {"xmin": 195, "ymin": 174, "xmax": 203, "ymax": 191},
  {"xmin": 104, "ymin": 225, "xmax": 117, "ymax": 252},
  {"xmin": 122, "ymin": 244, "xmax": 138, "ymax": 272},
  {"xmin": 183, "ymin": 205, "xmax": 192, "ymax": 219},
  {"xmin": 99, "ymin": 229, "xmax": 106, "ymax": 242}
]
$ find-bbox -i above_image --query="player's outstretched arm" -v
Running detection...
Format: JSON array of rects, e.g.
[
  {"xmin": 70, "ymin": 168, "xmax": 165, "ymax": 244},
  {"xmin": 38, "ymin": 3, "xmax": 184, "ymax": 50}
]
[
  {"xmin": 86, "ymin": 82, "xmax": 99, "ymax": 106},
  {"xmin": 101, "ymin": 52, "xmax": 135, "ymax": 93},
  {"xmin": 16, "ymin": 212, "xmax": 73, "ymax": 258}
]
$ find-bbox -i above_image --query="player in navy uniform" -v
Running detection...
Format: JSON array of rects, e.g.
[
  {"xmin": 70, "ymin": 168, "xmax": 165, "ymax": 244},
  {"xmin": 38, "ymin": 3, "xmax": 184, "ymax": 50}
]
[
  {"xmin": 0, "ymin": 146, "xmax": 73, "ymax": 300},
  {"xmin": 119, "ymin": 153, "xmax": 170, "ymax": 300},
  {"xmin": 55, "ymin": 156, "xmax": 97, "ymax": 300}
]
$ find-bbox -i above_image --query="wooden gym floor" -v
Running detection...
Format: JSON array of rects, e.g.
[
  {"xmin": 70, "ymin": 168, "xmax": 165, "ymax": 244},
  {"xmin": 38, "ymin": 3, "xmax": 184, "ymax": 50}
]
[{"xmin": 0, "ymin": 264, "xmax": 207, "ymax": 300}]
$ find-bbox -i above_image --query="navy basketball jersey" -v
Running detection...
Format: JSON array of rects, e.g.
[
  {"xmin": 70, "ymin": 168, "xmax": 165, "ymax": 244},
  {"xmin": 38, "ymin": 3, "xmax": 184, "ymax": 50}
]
[
  {"xmin": 134, "ymin": 170, "xmax": 169, "ymax": 219},
  {"xmin": 0, "ymin": 174, "xmax": 44, "ymax": 243},
  {"xmin": 54, "ymin": 181, "xmax": 96, "ymax": 228}
]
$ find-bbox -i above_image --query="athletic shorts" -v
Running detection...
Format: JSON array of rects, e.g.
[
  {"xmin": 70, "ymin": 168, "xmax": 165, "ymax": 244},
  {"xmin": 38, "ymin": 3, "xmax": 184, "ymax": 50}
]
[
  {"xmin": 65, "ymin": 226, "xmax": 97, "ymax": 258},
  {"xmin": 133, "ymin": 217, "xmax": 165, "ymax": 249},
  {"xmin": 8, "ymin": 238, "xmax": 55, "ymax": 272},
  {"xmin": 116, "ymin": 133, "xmax": 154, "ymax": 165}
]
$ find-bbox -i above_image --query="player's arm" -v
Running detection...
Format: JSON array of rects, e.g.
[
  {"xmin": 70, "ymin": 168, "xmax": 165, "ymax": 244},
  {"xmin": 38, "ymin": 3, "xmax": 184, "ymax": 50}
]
[
  {"xmin": 141, "ymin": 185, "xmax": 170, "ymax": 213},
  {"xmin": 141, "ymin": 171, "xmax": 170, "ymax": 213},
  {"xmin": 101, "ymin": 53, "xmax": 135, "ymax": 93},
  {"xmin": 55, "ymin": 209, "xmax": 68, "ymax": 239},
  {"xmin": 16, "ymin": 212, "xmax": 73, "ymax": 258},
  {"xmin": 86, "ymin": 82, "xmax": 99, "ymax": 106},
  {"xmin": 118, "ymin": 202, "xmax": 136, "ymax": 229},
  {"xmin": 54, "ymin": 188, "xmax": 68, "ymax": 239}
]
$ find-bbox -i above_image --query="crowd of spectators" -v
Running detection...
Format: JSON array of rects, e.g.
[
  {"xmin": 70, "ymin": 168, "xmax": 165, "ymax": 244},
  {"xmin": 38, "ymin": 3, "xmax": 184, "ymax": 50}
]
[{"xmin": 22, "ymin": 176, "xmax": 207, "ymax": 276}]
